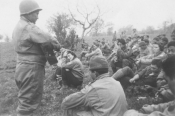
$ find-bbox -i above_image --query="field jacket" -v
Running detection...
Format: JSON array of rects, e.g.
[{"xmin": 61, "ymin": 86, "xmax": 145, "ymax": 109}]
[
  {"xmin": 142, "ymin": 100, "xmax": 175, "ymax": 116},
  {"xmin": 61, "ymin": 73, "xmax": 128, "ymax": 116},
  {"xmin": 140, "ymin": 52, "xmax": 167, "ymax": 65},
  {"xmin": 124, "ymin": 100, "xmax": 175, "ymax": 116},
  {"xmin": 13, "ymin": 16, "xmax": 60, "ymax": 65},
  {"xmin": 61, "ymin": 58, "xmax": 84, "ymax": 81}
]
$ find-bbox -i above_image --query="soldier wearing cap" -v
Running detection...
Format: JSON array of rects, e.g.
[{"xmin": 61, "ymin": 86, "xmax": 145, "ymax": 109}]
[
  {"xmin": 13, "ymin": 0, "xmax": 61, "ymax": 115},
  {"xmin": 138, "ymin": 41, "xmax": 150, "ymax": 58},
  {"xmin": 85, "ymin": 41, "xmax": 103, "ymax": 59},
  {"xmin": 61, "ymin": 56, "xmax": 128, "ymax": 116}
]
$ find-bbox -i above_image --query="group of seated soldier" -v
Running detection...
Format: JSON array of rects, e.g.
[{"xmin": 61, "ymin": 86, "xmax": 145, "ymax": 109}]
[
  {"xmin": 51, "ymin": 31, "xmax": 175, "ymax": 116},
  {"xmin": 108, "ymin": 33, "xmax": 175, "ymax": 102}
]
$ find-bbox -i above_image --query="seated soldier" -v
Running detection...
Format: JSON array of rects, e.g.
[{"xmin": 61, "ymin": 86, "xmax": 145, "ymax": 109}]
[
  {"xmin": 80, "ymin": 43, "xmax": 90, "ymax": 60},
  {"xmin": 160, "ymin": 37, "xmax": 169, "ymax": 53},
  {"xmin": 101, "ymin": 39, "xmax": 111, "ymax": 55},
  {"xmin": 54, "ymin": 50, "xmax": 84, "ymax": 89},
  {"xmin": 109, "ymin": 39, "xmax": 133, "ymax": 73},
  {"xmin": 112, "ymin": 59, "xmax": 162, "ymax": 89},
  {"xmin": 137, "ymin": 41, "xmax": 150, "ymax": 58},
  {"xmin": 51, "ymin": 48, "xmax": 69, "ymax": 82},
  {"xmin": 130, "ymin": 59, "xmax": 162, "ymax": 87},
  {"xmin": 126, "ymin": 37, "xmax": 132, "ymax": 47},
  {"xmin": 136, "ymin": 42, "xmax": 167, "ymax": 71},
  {"xmin": 155, "ymin": 41, "xmax": 175, "ymax": 102},
  {"xmin": 124, "ymin": 55, "xmax": 175, "ymax": 116},
  {"xmin": 85, "ymin": 42, "xmax": 103, "ymax": 59},
  {"xmin": 61, "ymin": 56, "xmax": 128, "ymax": 116},
  {"xmin": 160, "ymin": 37, "xmax": 169, "ymax": 47},
  {"xmin": 143, "ymin": 38, "xmax": 150, "ymax": 46},
  {"xmin": 128, "ymin": 35, "xmax": 139, "ymax": 49}
]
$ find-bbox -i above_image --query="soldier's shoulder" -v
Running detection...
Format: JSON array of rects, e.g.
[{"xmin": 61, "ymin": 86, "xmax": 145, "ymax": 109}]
[{"xmin": 26, "ymin": 23, "xmax": 44, "ymax": 34}]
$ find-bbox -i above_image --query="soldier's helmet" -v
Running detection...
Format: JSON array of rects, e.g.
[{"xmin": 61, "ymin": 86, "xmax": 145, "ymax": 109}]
[
  {"xmin": 19, "ymin": 0, "xmax": 42, "ymax": 15},
  {"xmin": 89, "ymin": 56, "xmax": 108, "ymax": 70}
]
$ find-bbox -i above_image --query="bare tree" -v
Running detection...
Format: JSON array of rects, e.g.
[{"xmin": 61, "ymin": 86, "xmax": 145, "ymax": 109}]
[
  {"xmin": 69, "ymin": 4, "xmax": 101, "ymax": 40},
  {"xmin": 89, "ymin": 18, "xmax": 104, "ymax": 36}
]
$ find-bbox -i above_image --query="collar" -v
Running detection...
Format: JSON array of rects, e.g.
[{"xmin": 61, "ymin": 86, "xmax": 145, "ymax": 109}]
[
  {"xmin": 121, "ymin": 45, "xmax": 127, "ymax": 51},
  {"xmin": 20, "ymin": 16, "xmax": 32, "ymax": 24},
  {"xmin": 96, "ymin": 73, "xmax": 110, "ymax": 80},
  {"xmin": 91, "ymin": 73, "xmax": 110, "ymax": 84},
  {"xmin": 154, "ymin": 51, "xmax": 162, "ymax": 57}
]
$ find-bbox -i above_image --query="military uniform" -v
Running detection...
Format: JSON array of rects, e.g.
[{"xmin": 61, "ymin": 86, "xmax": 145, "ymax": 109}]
[
  {"xmin": 13, "ymin": 16, "xmax": 60, "ymax": 115},
  {"xmin": 61, "ymin": 73, "xmax": 128, "ymax": 116}
]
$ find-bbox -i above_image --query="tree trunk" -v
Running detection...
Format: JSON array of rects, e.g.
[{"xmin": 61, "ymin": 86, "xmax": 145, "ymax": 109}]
[{"xmin": 81, "ymin": 29, "xmax": 86, "ymax": 40}]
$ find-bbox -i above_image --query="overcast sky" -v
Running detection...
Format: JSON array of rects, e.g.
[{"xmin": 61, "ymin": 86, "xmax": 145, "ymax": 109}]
[{"xmin": 0, "ymin": 0, "xmax": 175, "ymax": 37}]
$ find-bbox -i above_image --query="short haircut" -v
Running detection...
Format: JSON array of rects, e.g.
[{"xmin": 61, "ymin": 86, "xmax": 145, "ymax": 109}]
[
  {"xmin": 162, "ymin": 55, "xmax": 175, "ymax": 80},
  {"xmin": 151, "ymin": 59, "xmax": 162, "ymax": 69},
  {"xmin": 153, "ymin": 37, "xmax": 160, "ymax": 41},
  {"xmin": 143, "ymin": 39, "xmax": 149, "ymax": 44},
  {"xmin": 90, "ymin": 68, "xmax": 108, "ymax": 75},
  {"xmin": 161, "ymin": 37, "xmax": 169, "ymax": 45},
  {"xmin": 67, "ymin": 50, "xmax": 77, "ymax": 59},
  {"xmin": 118, "ymin": 39, "xmax": 126, "ymax": 45},
  {"xmin": 167, "ymin": 41, "xmax": 175, "ymax": 48},
  {"xmin": 154, "ymin": 42, "xmax": 164, "ymax": 51}
]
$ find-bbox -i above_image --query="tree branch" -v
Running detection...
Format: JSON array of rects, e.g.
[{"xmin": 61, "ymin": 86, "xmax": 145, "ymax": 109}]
[{"xmin": 68, "ymin": 8, "xmax": 84, "ymax": 26}]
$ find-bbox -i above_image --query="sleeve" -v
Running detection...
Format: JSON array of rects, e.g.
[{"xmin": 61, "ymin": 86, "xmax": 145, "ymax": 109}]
[
  {"xmin": 157, "ymin": 70, "xmax": 166, "ymax": 80},
  {"xmin": 117, "ymin": 49, "xmax": 132, "ymax": 59},
  {"xmin": 141, "ymin": 53, "xmax": 167, "ymax": 65},
  {"xmin": 28, "ymin": 24, "xmax": 61, "ymax": 51},
  {"xmin": 141, "ymin": 101, "xmax": 173, "ymax": 113},
  {"xmin": 154, "ymin": 53, "xmax": 167, "ymax": 61},
  {"xmin": 138, "ymin": 67, "xmax": 149, "ymax": 78},
  {"xmin": 86, "ymin": 48, "xmax": 101, "ymax": 57},
  {"xmin": 62, "ymin": 60, "xmax": 76, "ymax": 69},
  {"xmin": 27, "ymin": 24, "xmax": 51, "ymax": 43},
  {"xmin": 61, "ymin": 86, "xmax": 92, "ymax": 110}
]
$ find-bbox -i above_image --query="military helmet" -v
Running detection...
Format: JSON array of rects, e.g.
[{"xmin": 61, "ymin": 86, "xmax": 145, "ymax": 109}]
[
  {"xmin": 89, "ymin": 56, "xmax": 108, "ymax": 70},
  {"xmin": 19, "ymin": 0, "xmax": 42, "ymax": 15}
]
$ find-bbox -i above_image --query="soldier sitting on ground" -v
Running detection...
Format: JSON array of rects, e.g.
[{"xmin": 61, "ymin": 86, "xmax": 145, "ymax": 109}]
[
  {"xmin": 80, "ymin": 43, "xmax": 90, "ymax": 60},
  {"xmin": 85, "ymin": 41, "xmax": 103, "ymax": 59},
  {"xmin": 55, "ymin": 50, "xmax": 84, "ymax": 90},
  {"xmin": 61, "ymin": 56, "xmax": 128, "ymax": 116},
  {"xmin": 112, "ymin": 59, "xmax": 162, "ymax": 89},
  {"xmin": 108, "ymin": 39, "xmax": 133, "ymax": 73},
  {"xmin": 124, "ymin": 55, "xmax": 175, "ymax": 116}
]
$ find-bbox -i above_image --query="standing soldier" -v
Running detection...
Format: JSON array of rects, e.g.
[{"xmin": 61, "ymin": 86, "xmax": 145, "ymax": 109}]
[{"xmin": 12, "ymin": 0, "xmax": 61, "ymax": 115}]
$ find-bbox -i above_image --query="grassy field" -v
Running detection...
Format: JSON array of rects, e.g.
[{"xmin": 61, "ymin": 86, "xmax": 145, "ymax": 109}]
[
  {"xmin": 0, "ymin": 41, "xmax": 93, "ymax": 116},
  {"xmin": 0, "ymin": 38, "xmax": 160, "ymax": 116}
]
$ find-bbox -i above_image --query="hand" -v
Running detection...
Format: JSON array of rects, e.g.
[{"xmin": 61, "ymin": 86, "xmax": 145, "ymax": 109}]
[
  {"xmin": 129, "ymin": 78, "xmax": 135, "ymax": 83},
  {"xmin": 85, "ymin": 54, "xmax": 88, "ymax": 57},
  {"xmin": 141, "ymin": 104, "xmax": 149, "ymax": 110},
  {"xmin": 144, "ymin": 85, "xmax": 153, "ymax": 89},
  {"xmin": 52, "ymin": 64, "xmax": 58, "ymax": 70},
  {"xmin": 137, "ymin": 97, "xmax": 146, "ymax": 101},
  {"xmin": 62, "ymin": 58, "xmax": 66, "ymax": 63},
  {"xmin": 136, "ymin": 60, "xmax": 140, "ymax": 65},
  {"xmin": 139, "ymin": 104, "xmax": 149, "ymax": 113},
  {"xmin": 158, "ymin": 88, "xmax": 165, "ymax": 92},
  {"xmin": 53, "ymin": 43, "xmax": 61, "ymax": 51}
]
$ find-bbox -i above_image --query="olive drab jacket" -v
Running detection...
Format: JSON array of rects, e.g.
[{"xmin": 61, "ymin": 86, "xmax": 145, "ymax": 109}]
[
  {"xmin": 13, "ymin": 16, "xmax": 60, "ymax": 65},
  {"xmin": 61, "ymin": 73, "xmax": 128, "ymax": 116},
  {"xmin": 124, "ymin": 100, "xmax": 175, "ymax": 116}
]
